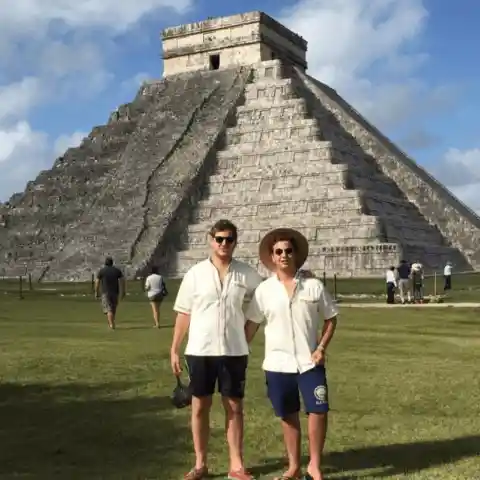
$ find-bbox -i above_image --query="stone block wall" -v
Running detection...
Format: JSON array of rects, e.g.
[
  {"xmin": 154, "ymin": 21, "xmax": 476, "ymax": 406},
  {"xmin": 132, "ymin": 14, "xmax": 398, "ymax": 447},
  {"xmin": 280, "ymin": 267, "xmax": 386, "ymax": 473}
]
[{"xmin": 296, "ymin": 68, "xmax": 480, "ymax": 269}]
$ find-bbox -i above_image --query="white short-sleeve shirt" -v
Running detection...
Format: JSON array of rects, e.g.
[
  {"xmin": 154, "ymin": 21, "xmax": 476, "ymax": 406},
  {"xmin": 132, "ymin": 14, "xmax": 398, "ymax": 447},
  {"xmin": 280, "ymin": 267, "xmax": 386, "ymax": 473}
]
[
  {"xmin": 246, "ymin": 275, "xmax": 339, "ymax": 374},
  {"xmin": 173, "ymin": 258, "xmax": 264, "ymax": 356},
  {"xmin": 145, "ymin": 273, "xmax": 164, "ymax": 299}
]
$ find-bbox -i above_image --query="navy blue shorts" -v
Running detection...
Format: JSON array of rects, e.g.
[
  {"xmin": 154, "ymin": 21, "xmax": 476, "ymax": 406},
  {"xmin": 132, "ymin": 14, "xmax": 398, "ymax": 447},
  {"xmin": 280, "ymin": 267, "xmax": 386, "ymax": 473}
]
[{"xmin": 265, "ymin": 365, "xmax": 329, "ymax": 418}]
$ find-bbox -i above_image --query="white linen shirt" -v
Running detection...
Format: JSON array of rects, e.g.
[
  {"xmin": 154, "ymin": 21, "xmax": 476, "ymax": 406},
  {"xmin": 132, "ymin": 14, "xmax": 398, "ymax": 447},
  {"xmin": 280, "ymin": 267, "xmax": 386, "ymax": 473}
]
[
  {"xmin": 173, "ymin": 258, "xmax": 263, "ymax": 356},
  {"xmin": 246, "ymin": 275, "xmax": 339, "ymax": 374},
  {"xmin": 444, "ymin": 264, "xmax": 452, "ymax": 276}
]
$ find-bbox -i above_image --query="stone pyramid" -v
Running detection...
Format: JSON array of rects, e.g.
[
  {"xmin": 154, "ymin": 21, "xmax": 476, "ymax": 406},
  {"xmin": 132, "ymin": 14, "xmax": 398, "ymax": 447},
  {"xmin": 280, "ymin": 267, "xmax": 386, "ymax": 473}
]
[{"xmin": 1, "ymin": 11, "xmax": 479, "ymax": 281}]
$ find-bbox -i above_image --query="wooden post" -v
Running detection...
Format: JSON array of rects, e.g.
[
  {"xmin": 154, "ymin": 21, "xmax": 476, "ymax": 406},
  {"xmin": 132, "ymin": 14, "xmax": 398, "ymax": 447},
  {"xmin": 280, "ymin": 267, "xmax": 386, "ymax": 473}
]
[
  {"xmin": 91, "ymin": 274, "xmax": 95, "ymax": 294},
  {"xmin": 322, "ymin": 271, "xmax": 327, "ymax": 287},
  {"xmin": 333, "ymin": 274, "xmax": 337, "ymax": 300},
  {"xmin": 434, "ymin": 272, "xmax": 437, "ymax": 297},
  {"xmin": 19, "ymin": 276, "xmax": 24, "ymax": 300},
  {"xmin": 28, "ymin": 273, "xmax": 32, "ymax": 291}
]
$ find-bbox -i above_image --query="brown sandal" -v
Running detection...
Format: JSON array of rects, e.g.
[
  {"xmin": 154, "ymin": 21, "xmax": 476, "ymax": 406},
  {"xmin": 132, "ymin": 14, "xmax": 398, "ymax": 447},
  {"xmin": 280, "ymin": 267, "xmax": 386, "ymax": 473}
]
[{"xmin": 184, "ymin": 466, "xmax": 209, "ymax": 479}]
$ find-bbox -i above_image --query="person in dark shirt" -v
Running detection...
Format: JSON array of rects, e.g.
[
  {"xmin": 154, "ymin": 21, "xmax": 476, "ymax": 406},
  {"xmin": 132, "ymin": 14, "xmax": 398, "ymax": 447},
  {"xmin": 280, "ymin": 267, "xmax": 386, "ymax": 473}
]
[
  {"xmin": 396, "ymin": 260, "xmax": 412, "ymax": 304},
  {"xmin": 95, "ymin": 257, "xmax": 125, "ymax": 329}
]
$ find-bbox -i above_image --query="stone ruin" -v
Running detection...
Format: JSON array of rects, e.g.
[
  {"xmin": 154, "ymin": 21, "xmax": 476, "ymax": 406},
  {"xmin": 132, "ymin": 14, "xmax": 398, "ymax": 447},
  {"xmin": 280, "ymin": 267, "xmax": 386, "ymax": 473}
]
[{"xmin": 1, "ymin": 10, "xmax": 480, "ymax": 281}]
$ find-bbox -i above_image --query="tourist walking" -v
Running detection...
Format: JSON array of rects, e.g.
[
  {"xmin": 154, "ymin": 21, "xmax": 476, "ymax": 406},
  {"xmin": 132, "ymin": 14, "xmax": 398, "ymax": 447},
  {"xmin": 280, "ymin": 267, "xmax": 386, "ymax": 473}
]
[
  {"xmin": 244, "ymin": 228, "xmax": 339, "ymax": 480},
  {"xmin": 444, "ymin": 261, "xmax": 452, "ymax": 291},
  {"xmin": 411, "ymin": 261, "xmax": 424, "ymax": 303},
  {"xmin": 94, "ymin": 256, "xmax": 125, "ymax": 329},
  {"xmin": 170, "ymin": 219, "xmax": 263, "ymax": 480},
  {"xmin": 144, "ymin": 265, "xmax": 168, "ymax": 327},
  {"xmin": 397, "ymin": 259, "xmax": 412, "ymax": 304},
  {"xmin": 385, "ymin": 266, "xmax": 397, "ymax": 304}
]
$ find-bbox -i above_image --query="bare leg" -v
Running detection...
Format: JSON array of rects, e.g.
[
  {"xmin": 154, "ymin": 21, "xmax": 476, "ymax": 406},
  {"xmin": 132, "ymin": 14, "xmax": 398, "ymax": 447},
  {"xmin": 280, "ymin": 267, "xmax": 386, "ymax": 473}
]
[
  {"xmin": 279, "ymin": 413, "xmax": 302, "ymax": 478},
  {"xmin": 222, "ymin": 396, "xmax": 245, "ymax": 472},
  {"xmin": 107, "ymin": 311, "xmax": 115, "ymax": 329},
  {"xmin": 150, "ymin": 301, "xmax": 159, "ymax": 327},
  {"xmin": 191, "ymin": 396, "xmax": 212, "ymax": 470},
  {"xmin": 306, "ymin": 413, "xmax": 328, "ymax": 480}
]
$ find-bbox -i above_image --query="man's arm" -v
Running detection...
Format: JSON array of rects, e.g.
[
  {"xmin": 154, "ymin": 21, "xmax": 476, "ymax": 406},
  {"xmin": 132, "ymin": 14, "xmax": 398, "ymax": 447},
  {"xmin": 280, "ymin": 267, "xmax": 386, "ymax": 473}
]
[
  {"xmin": 244, "ymin": 287, "xmax": 264, "ymax": 344},
  {"xmin": 171, "ymin": 313, "xmax": 190, "ymax": 353},
  {"xmin": 316, "ymin": 316, "xmax": 338, "ymax": 352},
  {"xmin": 245, "ymin": 320, "xmax": 261, "ymax": 344},
  {"xmin": 94, "ymin": 278, "xmax": 100, "ymax": 297}
]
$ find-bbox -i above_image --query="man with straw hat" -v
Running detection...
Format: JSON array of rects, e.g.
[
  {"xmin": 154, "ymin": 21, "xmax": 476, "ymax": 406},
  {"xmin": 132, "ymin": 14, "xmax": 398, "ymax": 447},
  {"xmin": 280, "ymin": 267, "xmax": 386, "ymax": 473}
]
[{"xmin": 244, "ymin": 228, "xmax": 339, "ymax": 480}]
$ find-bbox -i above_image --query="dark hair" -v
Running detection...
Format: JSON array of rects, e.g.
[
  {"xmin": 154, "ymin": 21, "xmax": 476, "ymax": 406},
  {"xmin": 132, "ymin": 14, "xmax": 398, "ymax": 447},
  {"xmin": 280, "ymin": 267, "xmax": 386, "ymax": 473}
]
[
  {"xmin": 209, "ymin": 219, "xmax": 238, "ymax": 241},
  {"xmin": 390, "ymin": 266, "xmax": 395, "ymax": 271},
  {"xmin": 270, "ymin": 235, "xmax": 298, "ymax": 252},
  {"xmin": 151, "ymin": 265, "xmax": 159, "ymax": 274},
  {"xmin": 105, "ymin": 256, "xmax": 113, "ymax": 266}
]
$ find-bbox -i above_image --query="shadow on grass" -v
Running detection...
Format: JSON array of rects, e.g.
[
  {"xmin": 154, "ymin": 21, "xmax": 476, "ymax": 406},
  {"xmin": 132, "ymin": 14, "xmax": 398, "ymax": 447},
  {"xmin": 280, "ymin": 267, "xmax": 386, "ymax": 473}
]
[
  {"xmin": 251, "ymin": 435, "xmax": 480, "ymax": 478},
  {"xmin": 0, "ymin": 381, "xmax": 190, "ymax": 479}
]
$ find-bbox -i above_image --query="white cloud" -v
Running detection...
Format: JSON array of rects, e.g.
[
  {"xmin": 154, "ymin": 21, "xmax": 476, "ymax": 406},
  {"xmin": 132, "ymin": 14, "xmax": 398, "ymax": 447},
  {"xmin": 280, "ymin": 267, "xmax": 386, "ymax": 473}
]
[
  {"xmin": 432, "ymin": 147, "xmax": 480, "ymax": 213},
  {"xmin": 53, "ymin": 131, "xmax": 88, "ymax": 157},
  {"xmin": 0, "ymin": 0, "xmax": 193, "ymax": 201},
  {"xmin": 0, "ymin": 78, "xmax": 43, "ymax": 123},
  {"xmin": 0, "ymin": 122, "xmax": 50, "ymax": 201},
  {"xmin": 0, "ymin": 0, "xmax": 192, "ymax": 34},
  {"xmin": 278, "ymin": 0, "xmax": 454, "ymax": 128}
]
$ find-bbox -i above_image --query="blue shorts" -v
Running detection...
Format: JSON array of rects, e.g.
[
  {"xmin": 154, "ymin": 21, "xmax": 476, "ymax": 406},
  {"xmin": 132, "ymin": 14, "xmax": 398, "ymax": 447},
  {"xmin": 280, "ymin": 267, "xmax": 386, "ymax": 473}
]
[{"xmin": 265, "ymin": 365, "xmax": 329, "ymax": 418}]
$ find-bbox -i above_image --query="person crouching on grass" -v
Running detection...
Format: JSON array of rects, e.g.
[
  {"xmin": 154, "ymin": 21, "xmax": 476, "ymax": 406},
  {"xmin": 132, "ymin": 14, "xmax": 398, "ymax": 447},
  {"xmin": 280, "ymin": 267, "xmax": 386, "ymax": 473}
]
[{"xmin": 244, "ymin": 228, "xmax": 338, "ymax": 480}]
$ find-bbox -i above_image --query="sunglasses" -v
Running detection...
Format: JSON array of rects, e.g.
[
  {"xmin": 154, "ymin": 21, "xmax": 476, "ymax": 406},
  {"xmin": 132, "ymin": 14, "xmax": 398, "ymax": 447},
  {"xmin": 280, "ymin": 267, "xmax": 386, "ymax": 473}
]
[
  {"xmin": 274, "ymin": 247, "xmax": 293, "ymax": 256},
  {"xmin": 214, "ymin": 235, "xmax": 235, "ymax": 245}
]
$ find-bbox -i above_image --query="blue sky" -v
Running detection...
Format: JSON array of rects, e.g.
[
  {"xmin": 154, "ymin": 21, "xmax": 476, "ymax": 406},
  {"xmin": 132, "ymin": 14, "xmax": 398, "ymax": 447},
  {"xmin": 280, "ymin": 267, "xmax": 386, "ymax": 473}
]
[{"xmin": 0, "ymin": 0, "xmax": 479, "ymax": 211}]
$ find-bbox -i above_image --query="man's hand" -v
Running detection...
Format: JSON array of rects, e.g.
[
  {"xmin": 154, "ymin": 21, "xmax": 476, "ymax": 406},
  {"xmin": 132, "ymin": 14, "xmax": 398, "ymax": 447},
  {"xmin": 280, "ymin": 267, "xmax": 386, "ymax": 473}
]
[
  {"xmin": 311, "ymin": 347, "xmax": 325, "ymax": 366},
  {"xmin": 170, "ymin": 350, "xmax": 182, "ymax": 376}
]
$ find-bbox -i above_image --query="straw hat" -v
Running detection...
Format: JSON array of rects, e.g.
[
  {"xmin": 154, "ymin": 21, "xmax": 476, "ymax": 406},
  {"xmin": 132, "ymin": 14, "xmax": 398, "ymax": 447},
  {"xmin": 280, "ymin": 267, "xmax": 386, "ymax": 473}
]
[{"xmin": 259, "ymin": 227, "xmax": 309, "ymax": 272}]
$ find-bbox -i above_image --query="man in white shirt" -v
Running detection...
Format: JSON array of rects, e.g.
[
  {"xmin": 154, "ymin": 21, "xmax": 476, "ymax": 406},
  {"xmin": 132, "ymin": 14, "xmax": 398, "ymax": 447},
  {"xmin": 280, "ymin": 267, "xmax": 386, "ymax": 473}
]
[
  {"xmin": 244, "ymin": 228, "xmax": 338, "ymax": 480},
  {"xmin": 385, "ymin": 266, "xmax": 397, "ymax": 304},
  {"xmin": 444, "ymin": 261, "xmax": 452, "ymax": 291},
  {"xmin": 170, "ymin": 219, "xmax": 263, "ymax": 480}
]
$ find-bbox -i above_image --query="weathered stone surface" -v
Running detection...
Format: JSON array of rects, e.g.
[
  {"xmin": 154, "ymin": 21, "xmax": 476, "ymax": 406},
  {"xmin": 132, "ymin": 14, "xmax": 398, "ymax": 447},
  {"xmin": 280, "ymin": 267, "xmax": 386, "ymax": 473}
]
[{"xmin": 1, "ymin": 12, "xmax": 478, "ymax": 280}]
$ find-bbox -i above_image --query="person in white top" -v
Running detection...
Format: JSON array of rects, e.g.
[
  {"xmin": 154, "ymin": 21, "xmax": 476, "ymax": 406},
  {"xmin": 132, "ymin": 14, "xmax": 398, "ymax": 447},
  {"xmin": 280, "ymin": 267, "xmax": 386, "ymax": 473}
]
[
  {"xmin": 444, "ymin": 261, "xmax": 452, "ymax": 291},
  {"xmin": 144, "ymin": 265, "xmax": 167, "ymax": 328},
  {"xmin": 170, "ymin": 219, "xmax": 263, "ymax": 480},
  {"xmin": 385, "ymin": 266, "xmax": 397, "ymax": 304},
  {"xmin": 244, "ymin": 228, "xmax": 339, "ymax": 480}
]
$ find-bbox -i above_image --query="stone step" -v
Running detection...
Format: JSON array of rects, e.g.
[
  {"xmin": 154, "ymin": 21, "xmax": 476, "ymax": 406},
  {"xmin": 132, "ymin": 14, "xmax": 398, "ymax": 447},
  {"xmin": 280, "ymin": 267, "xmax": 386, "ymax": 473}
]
[
  {"xmin": 217, "ymin": 140, "xmax": 334, "ymax": 159},
  {"xmin": 224, "ymin": 120, "xmax": 321, "ymax": 148},
  {"xmin": 225, "ymin": 119, "xmax": 319, "ymax": 147},
  {"xmin": 169, "ymin": 242, "xmax": 401, "ymax": 278},
  {"xmin": 193, "ymin": 194, "xmax": 364, "ymax": 221},
  {"xmin": 235, "ymin": 98, "xmax": 308, "ymax": 126},
  {"xmin": 207, "ymin": 169, "xmax": 346, "ymax": 189},
  {"xmin": 244, "ymin": 78, "xmax": 298, "ymax": 104},
  {"xmin": 198, "ymin": 183, "xmax": 355, "ymax": 207},
  {"xmin": 205, "ymin": 174, "xmax": 346, "ymax": 196},
  {"xmin": 183, "ymin": 219, "xmax": 382, "ymax": 246},
  {"xmin": 217, "ymin": 138, "xmax": 335, "ymax": 156},
  {"xmin": 188, "ymin": 214, "xmax": 378, "ymax": 235}
]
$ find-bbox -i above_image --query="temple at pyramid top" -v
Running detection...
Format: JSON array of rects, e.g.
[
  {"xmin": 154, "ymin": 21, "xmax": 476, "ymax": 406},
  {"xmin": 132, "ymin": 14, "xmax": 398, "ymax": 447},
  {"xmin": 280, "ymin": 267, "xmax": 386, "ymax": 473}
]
[{"xmin": 161, "ymin": 11, "xmax": 308, "ymax": 76}]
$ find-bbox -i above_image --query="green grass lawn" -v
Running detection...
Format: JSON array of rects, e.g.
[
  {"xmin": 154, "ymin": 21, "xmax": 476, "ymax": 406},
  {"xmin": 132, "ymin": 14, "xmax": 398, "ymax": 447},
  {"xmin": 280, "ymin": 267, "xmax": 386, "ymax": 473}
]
[{"xmin": 1, "ymin": 294, "xmax": 479, "ymax": 479}]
